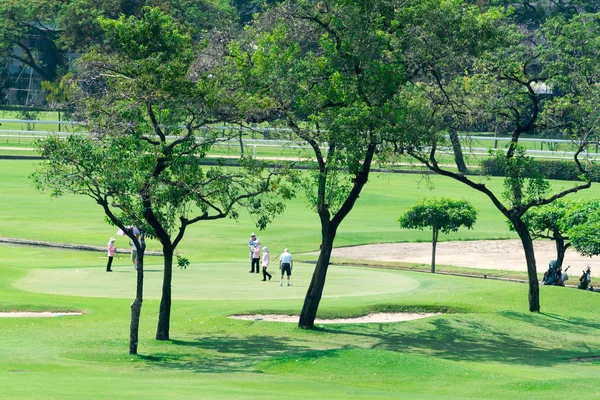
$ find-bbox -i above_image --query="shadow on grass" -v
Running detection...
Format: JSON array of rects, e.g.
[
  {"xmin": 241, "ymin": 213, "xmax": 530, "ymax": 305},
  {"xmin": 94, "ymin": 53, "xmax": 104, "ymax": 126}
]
[
  {"xmin": 139, "ymin": 334, "xmax": 313, "ymax": 373},
  {"xmin": 502, "ymin": 311, "xmax": 600, "ymax": 333},
  {"xmin": 313, "ymin": 314, "xmax": 597, "ymax": 367},
  {"xmin": 141, "ymin": 312, "xmax": 600, "ymax": 373}
]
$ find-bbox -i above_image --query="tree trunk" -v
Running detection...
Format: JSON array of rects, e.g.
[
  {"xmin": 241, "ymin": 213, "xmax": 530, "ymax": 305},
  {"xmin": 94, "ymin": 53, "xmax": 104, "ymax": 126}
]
[
  {"xmin": 129, "ymin": 249, "xmax": 144, "ymax": 354},
  {"xmin": 239, "ymin": 131, "xmax": 244, "ymax": 158},
  {"xmin": 156, "ymin": 246, "xmax": 173, "ymax": 340},
  {"xmin": 512, "ymin": 218, "xmax": 540, "ymax": 312},
  {"xmin": 431, "ymin": 228, "xmax": 438, "ymax": 273},
  {"xmin": 449, "ymin": 129, "xmax": 468, "ymax": 174},
  {"xmin": 555, "ymin": 237, "xmax": 567, "ymax": 268},
  {"xmin": 298, "ymin": 229, "xmax": 336, "ymax": 329}
]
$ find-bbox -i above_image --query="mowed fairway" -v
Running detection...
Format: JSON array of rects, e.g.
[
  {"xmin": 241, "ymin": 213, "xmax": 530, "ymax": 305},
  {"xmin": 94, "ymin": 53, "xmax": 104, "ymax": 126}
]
[{"xmin": 3, "ymin": 160, "xmax": 600, "ymax": 399}]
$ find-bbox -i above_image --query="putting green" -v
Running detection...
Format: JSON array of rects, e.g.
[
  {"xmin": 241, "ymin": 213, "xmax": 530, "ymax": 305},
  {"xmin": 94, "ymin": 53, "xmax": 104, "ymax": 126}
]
[{"xmin": 14, "ymin": 262, "xmax": 420, "ymax": 300}]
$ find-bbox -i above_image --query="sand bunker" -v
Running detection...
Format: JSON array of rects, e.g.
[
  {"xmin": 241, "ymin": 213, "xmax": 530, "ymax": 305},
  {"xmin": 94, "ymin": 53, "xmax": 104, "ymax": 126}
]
[
  {"xmin": 325, "ymin": 239, "xmax": 600, "ymax": 277},
  {"xmin": 0, "ymin": 312, "xmax": 83, "ymax": 318},
  {"xmin": 230, "ymin": 312, "xmax": 439, "ymax": 324}
]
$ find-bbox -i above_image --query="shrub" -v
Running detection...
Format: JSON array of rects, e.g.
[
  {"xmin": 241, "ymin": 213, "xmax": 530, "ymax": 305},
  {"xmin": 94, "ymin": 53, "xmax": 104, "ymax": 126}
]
[{"xmin": 481, "ymin": 157, "xmax": 600, "ymax": 182}]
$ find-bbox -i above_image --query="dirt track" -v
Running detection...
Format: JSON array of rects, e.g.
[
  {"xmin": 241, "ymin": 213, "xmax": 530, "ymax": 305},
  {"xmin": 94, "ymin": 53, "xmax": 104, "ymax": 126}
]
[{"xmin": 328, "ymin": 239, "xmax": 600, "ymax": 278}]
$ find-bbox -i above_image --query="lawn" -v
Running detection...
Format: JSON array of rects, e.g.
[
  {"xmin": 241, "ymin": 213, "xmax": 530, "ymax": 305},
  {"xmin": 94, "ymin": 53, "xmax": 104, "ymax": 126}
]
[
  {"xmin": 2, "ymin": 245, "xmax": 600, "ymax": 399},
  {"xmin": 2, "ymin": 159, "xmax": 600, "ymax": 399},
  {"xmin": 5, "ymin": 159, "xmax": 600, "ymax": 261}
]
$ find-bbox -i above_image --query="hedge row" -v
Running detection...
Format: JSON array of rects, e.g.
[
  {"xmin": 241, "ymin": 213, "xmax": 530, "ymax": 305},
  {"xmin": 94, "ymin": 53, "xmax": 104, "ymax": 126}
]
[{"xmin": 481, "ymin": 158, "xmax": 600, "ymax": 182}]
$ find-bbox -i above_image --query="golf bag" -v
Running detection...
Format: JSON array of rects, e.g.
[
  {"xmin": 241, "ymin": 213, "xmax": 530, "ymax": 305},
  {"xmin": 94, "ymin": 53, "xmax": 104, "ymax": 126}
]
[
  {"xmin": 578, "ymin": 266, "xmax": 592, "ymax": 291},
  {"xmin": 542, "ymin": 260, "xmax": 565, "ymax": 286}
]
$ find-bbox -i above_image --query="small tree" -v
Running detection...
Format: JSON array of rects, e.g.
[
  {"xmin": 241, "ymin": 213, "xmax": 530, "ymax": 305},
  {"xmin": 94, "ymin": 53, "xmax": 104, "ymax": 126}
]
[
  {"xmin": 33, "ymin": 134, "xmax": 147, "ymax": 355},
  {"xmin": 520, "ymin": 200, "xmax": 574, "ymax": 268},
  {"xmin": 569, "ymin": 221, "xmax": 600, "ymax": 259},
  {"xmin": 398, "ymin": 198, "xmax": 477, "ymax": 273}
]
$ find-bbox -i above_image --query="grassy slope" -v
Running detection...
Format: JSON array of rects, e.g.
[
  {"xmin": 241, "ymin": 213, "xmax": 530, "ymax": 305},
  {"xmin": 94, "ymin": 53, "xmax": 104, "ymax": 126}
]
[{"xmin": 2, "ymin": 160, "xmax": 600, "ymax": 399}]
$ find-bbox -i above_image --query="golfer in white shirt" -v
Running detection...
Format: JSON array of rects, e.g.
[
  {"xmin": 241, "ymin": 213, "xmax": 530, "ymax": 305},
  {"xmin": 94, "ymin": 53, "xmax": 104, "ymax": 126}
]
[{"xmin": 279, "ymin": 248, "xmax": 293, "ymax": 286}]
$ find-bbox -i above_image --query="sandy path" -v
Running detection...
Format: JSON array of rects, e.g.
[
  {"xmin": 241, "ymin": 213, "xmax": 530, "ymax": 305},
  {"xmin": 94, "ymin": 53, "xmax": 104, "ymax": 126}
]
[{"xmin": 326, "ymin": 239, "xmax": 600, "ymax": 277}]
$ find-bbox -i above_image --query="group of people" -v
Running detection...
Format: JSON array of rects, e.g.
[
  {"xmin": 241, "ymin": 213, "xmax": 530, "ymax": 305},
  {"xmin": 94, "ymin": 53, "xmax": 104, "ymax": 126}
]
[
  {"xmin": 248, "ymin": 232, "xmax": 293, "ymax": 286},
  {"xmin": 106, "ymin": 231, "xmax": 293, "ymax": 287}
]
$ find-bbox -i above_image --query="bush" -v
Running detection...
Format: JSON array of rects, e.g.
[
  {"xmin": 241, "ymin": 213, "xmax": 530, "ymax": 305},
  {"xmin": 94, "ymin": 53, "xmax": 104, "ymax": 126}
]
[{"xmin": 481, "ymin": 158, "xmax": 600, "ymax": 182}]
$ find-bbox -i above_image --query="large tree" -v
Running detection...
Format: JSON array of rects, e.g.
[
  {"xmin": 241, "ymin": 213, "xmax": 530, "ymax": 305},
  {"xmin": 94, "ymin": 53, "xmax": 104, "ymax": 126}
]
[
  {"xmin": 390, "ymin": 0, "xmax": 502, "ymax": 173},
  {"xmin": 40, "ymin": 8, "xmax": 293, "ymax": 341},
  {"xmin": 0, "ymin": 0, "xmax": 66, "ymax": 105},
  {"xmin": 228, "ymin": 0, "xmax": 432, "ymax": 328},
  {"xmin": 1, "ymin": 0, "xmax": 242, "ymax": 105},
  {"xmin": 402, "ymin": 9, "xmax": 598, "ymax": 312}
]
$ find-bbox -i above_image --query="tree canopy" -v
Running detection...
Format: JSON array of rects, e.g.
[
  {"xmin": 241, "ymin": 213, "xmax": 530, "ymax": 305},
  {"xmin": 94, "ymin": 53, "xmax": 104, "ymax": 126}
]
[
  {"xmin": 227, "ymin": 0, "xmax": 447, "ymax": 328},
  {"xmin": 520, "ymin": 200, "xmax": 573, "ymax": 267},
  {"xmin": 34, "ymin": 7, "xmax": 294, "ymax": 344},
  {"xmin": 399, "ymin": 197, "xmax": 477, "ymax": 273},
  {"xmin": 560, "ymin": 199, "xmax": 600, "ymax": 258},
  {"xmin": 402, "ymin": 6, "xmax": 598, "ymax": 312}
]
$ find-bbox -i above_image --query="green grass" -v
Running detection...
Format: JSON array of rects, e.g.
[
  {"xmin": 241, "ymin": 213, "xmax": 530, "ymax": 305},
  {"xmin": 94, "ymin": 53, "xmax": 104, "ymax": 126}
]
[
  {"xmin": 295, "ymin": 255, "xmax": 544, "ymax": 282},
  {"xmin": 2, "ymin": 159, "xmax": 600, "ymax": 399},
  {"xmin": 3, "ymin": 245, "xmax": 600, "ymax": 399},
  {"xmin": 13, "ymin": 260, "xmax": 420, "ymax": 301},
  {"xmin": 6, "ymin": 159, "xmax": 600, "ymax": 261}
]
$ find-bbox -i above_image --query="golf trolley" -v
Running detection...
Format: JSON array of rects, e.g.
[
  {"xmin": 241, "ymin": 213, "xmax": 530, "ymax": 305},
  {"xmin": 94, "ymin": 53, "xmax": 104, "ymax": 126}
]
[
  {"xmin": 578, "ymin": 266, "xmax": 593, "ymax": 291},
  {"xmin": 542, "ymin": 260, "xmax": 569, "ymax": 287}
]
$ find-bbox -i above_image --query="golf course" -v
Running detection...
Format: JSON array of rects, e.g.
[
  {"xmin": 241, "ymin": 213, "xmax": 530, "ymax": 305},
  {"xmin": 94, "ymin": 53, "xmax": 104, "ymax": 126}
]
[{"xmin": 2, "ymin": 159, "xmax": 600, "ymax": 399}]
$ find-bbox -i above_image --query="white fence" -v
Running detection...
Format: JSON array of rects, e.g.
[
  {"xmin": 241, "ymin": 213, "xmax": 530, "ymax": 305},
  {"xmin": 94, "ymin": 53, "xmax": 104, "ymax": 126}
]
[{"xmin": 1, "ymin": 118, "xmax": 599, "ymax": 161}]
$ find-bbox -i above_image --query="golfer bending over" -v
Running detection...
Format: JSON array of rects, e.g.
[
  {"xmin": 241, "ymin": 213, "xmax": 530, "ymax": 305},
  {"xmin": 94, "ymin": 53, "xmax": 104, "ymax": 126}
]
[{"xmin": 279, "ymin": 248, "xmax": 293, "ymax": 286}]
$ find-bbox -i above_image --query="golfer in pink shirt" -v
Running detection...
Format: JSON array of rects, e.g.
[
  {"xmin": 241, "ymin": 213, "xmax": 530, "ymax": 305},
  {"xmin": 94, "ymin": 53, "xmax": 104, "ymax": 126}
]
[
  {"xmin": 261, "ymin": 247, "xmax": 272, "ymax": 281},
  {"xmin": 106, "ymin": 237, "xmax": 116, "ymax": 272}
]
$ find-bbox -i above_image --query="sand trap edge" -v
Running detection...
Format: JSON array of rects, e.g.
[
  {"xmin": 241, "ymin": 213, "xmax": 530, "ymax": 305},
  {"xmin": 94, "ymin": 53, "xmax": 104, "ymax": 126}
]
[
  {"xmin": 229, "ymin": 312, "xmax": 440, "ymax": 324},
  {"xmin": 0, "ymin": 312, "xmax": 83, "ymax": 318}
]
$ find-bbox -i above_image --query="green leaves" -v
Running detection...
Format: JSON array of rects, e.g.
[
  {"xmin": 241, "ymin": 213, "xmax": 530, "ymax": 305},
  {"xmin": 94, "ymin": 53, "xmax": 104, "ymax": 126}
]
[
  {"xmin": 0, "ymin": 0, "xmax": 66, "ymax": 82},
  {"xmin": 559, "ymin": 199, "xmax": 600, "ymax": 257},
  {"xmin": 100, "ymin": 7, "xmax": 191, "ymax": 62},
  {"xmin": 519, "ymin": 199, "xmax": 572, "ymax": 237},
  {"xmin": 398, "ymin": 197, "xmax": 478, "ymax": 235},
  {"xmin": 35, "ymin": 6, "xmax": 294, "ymax": 249},
  {"xmin": 520, "ymin": 198, "xmax": 600, "ymax": 258},
  {"xmin": 494, "ymin": 146, "xmax": 550, "ymax": 207},
  {"xmin": 176, "ymin": 254, "xmax": 190, "ymax": 269}
]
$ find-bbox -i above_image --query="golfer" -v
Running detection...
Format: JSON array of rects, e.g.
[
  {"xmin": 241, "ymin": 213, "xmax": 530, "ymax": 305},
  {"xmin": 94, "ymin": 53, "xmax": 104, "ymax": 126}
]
[
  {"xmin": 106, "ymin": 237, "xmax": 116, "ymax": 272},
  {"xmin": 130, "ymin": 234, "xmax": 141, "ymax": 270},
  {"xmin": 248, "ymin": 233, "xmax": 259, "ymax": 273},
  {"xmin": 279, "ymin": 248, "xmax": 293, "ymax": 286},
  {"xmin": 250, "ymin": 239, "xmax": 261, "ymax": 274},
  {"xmin": 261, "ymin": 246, "xmax": 272, "ymax": 281}
]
